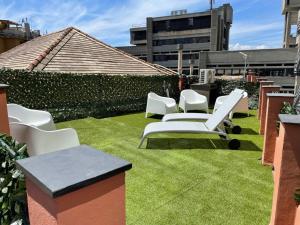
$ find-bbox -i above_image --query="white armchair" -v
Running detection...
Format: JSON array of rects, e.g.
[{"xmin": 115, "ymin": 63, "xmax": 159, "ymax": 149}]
[
  {"xmin": 179, "ymin": 89, "xmax": 208, "ymax": 113},
  {"xmin": 7, "ymin": 103, "xmax": 55, "ymax": 131},
  {"xmin": 145, "ymin": 92, "xmax": 177, "ymax": 118},
  {"xmin": 9, "ymin": 123, "xmax": 80, "ymax": 156},
  {"xmin": 214, "ymin": 92, "xmax": 249, "ymax": 119}
]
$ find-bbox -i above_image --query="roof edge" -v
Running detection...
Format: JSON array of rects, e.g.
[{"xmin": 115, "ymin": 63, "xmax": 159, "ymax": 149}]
[{"xmin": 26, "ymin": 27, "xmax": 73, "ymax": 71}]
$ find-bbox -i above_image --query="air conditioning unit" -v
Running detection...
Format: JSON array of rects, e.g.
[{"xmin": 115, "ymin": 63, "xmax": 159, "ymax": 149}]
[{"xmin": 199, "ymin": 69, "xmax": 216, "ymax": 84}]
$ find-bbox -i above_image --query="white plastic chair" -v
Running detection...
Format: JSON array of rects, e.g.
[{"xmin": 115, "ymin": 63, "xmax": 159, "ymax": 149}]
[
  {"xmin": 179, "ymin": 89, "xmax": 208, "ymax": 113},
  {"xmin": 145, "ymin": 92, "xmax": 177, "ymax": 118},
  {"xmin": 7, "ymin": 104, "xmax": 55, "ymax": 131},
  {"xmin": 9, "ymin": 123, "xmax": 80, "ymax": 156},
  {"xmin": 214, "ymin": 92, "xmax": 249, "ymax": 119},
  {"xmin": 139, "ymin": 89, "xmax": 245, "ymax": 150}
]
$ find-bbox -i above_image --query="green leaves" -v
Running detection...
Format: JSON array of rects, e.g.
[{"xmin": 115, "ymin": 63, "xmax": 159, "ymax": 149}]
[
  {"xmin": 0, "ymin": 69, "xmax": 179, "ymax": 122},
  {"xmin": 0, "ymin": 133, "xmax": 29, "ymax": 225},
  {"xmin": 295, "ymin": 189, "xmax": 300, "ymax": 205},
  {"xmin": 215, "ymin": 79, "xmax": 259, "ymax": 109},
  {"xmin": 280, "ymin": 102, "xmax": 297, "ymax": 115}
]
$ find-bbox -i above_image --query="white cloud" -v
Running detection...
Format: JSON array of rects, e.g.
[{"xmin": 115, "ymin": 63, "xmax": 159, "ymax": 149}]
[
  {"xmin": 229, "ymin": 43, "xmax": 271, "ymax": 50},
  {"xmin": 76, "ymin": 0, "xmax": 205, "ymax": 45},
  {"xmin": 231, "ymin": 22, "xmax": 282, "ymax": 37}
]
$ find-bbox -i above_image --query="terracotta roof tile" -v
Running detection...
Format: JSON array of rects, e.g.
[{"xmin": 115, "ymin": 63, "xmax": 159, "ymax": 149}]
[{"xmin": 0, "ymin": 27, "xmax": 176, "ymax": 76}]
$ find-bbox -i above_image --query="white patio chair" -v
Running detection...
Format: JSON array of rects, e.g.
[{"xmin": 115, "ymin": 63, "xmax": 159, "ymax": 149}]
[
  {"xmin": 214, "ymin": 92, "xmax": 249, "ymax": 119},
  {"xmin": 179, "ymin": 89, "xmax": 208, "ymax": 113},
  {"xmin": 145, "ymin": 92, "xmax": 177, "ymax": 118},
  {"xmin": 139, "ymin": 89, "xmax": 245, "ymax": 150},
  {"xmin": 7, "ymin": 103, "xmax": 55, "ymax": 131},
  {"xmin": 9, "ymin": 123, "xmax": 80, "ymax": 156}
]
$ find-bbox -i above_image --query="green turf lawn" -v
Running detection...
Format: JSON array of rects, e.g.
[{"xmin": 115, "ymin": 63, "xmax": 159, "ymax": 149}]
[{"xmin": 57, "ymin": 110, "xmax": 273, "ymax": 225}]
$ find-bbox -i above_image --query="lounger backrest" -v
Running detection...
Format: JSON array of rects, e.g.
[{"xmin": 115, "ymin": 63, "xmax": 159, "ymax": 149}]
[{"xmin": 205, "ymin": 89, "xmax": 244, "ymax": 131}]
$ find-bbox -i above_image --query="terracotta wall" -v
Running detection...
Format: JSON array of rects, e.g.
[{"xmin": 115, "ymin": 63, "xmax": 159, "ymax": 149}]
[{"xmin": 295, "ymin": 206, "xmax": 300, "ymax": 225}]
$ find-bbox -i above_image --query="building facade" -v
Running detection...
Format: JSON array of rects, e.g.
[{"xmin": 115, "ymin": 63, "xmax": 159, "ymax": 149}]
[
  {"xmin": 200, "ymin": 48, "xmax": 297, "ymax": 76},
  {"xmin": 118, "ymin": 4, "xmax": 233, "ymax": 74},
  {"xmin": 283, "ymin": 0, "xmax": 300, "ymax": 48},
  {"xmin": 0, "ymin": 20, "xmax": 40, "ymax": 54}
]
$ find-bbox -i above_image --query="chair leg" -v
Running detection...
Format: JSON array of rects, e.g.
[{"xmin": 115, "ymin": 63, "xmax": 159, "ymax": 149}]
[{"xmin": 145, "ymin": 112, "xmax": 148, "ymax": 118}]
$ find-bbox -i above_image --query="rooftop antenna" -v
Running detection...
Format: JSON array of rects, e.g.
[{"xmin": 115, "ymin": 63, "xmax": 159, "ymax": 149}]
[{"xmin": 209, "ymin": 0, "xmax": 215, "ymax": 11}]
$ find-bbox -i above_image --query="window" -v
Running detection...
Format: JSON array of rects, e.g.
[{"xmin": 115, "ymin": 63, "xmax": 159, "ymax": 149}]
[
  {"xmin": 188, "ymin": 18, "xmax": 194, "ymax": 26},
  {"xmin": 132, "ymin": 30, "xmax": 146, "ymax": 41},
  {"xmin": 153, "ymin": 53, "xmax": 199, "ymax": 62},
  {"xmin": 153, "ymin": 36, "xmax": 210, "ymax": 46},
  {"xmin": 153, "ymin": 16, "xmax": 211, "ymax": 33}
]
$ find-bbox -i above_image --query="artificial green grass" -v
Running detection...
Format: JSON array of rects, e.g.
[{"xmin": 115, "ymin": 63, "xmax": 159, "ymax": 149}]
[{"xmin": 57, "ymin": 110, "xmax": 273, "ymax": 225}]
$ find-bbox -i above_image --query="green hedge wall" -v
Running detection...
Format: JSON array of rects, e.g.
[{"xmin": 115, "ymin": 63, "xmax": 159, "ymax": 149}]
[
  {"xmin": 215, "ymin": 79, "xmax": 259, "ymax": 109},
  {"xmin": 0, "ymin": 69, "xmax": 179, "ymax": 122}
]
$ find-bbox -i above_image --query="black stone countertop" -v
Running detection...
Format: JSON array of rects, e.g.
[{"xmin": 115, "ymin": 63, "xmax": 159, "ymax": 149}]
[
  {"xmin": 267, "ymin": 93, "xmax": 294, "ymax": 97},
  {"xmin": 0, "ymin": 84, "xmax": 9, "ymax": 89},
  {"xmin": 279, "ymin": 114, "xmax": 300, "ymax": 125},
  {"xmin": 17, "ymin": 145, "xmax": 132, "ymax": 198}
]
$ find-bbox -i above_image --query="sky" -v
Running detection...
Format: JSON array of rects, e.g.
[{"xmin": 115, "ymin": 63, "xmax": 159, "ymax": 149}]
[{"xmin": 0, "ymin": 0, "xmax": 284, "ymax": 50}]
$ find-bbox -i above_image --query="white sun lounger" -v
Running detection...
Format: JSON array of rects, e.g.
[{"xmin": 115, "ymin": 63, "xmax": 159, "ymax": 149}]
[
  {"xmin": 138, "ymin": 89, "xmax": 244, "ymax": 149},
  {"xmin": 161, "ymin": 90, "xmax": 245, "ymax": 134}
]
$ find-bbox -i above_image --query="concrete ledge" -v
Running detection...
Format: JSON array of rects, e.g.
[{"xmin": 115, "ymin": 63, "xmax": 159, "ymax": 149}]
[
  {"xmin": 279, "ymin": 114, "xmax": 300, "ymax": 125},
  {"xmin": 17, "ymin": 145, "xmax": 132, "ymax": 198}
]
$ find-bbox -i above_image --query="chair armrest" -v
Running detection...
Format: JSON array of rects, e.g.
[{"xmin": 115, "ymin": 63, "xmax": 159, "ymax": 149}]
[
  {"xmin": 8, "ymin": 116, "xmax": 21, "ymax": 123},
  {"xmin": 146, "ymin": 97, "xmax": 168, "ymax": 113},
  {"xmin": 31, "ymin": 128, "xmax": 79, "ymax": 156},
  {"xmin": 179, "ymin": 94, "xmax": 186, "ymax": 110},
  {"xmin": 159, "ymin": 96, "xmax": 176, "ymax": 105},
  {"xmin": 25, "ymin": 108, "xmax": 53, "ymax": 121}
]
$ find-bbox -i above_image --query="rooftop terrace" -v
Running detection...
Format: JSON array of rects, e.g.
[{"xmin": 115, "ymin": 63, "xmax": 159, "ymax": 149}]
[{"xmin": 56, "ymin": 110, "xmax": 272, "ymax": 225}]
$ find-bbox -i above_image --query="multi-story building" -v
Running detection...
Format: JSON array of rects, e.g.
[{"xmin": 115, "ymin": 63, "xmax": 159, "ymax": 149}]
[
  {"xmin": 0, "ymin": 20, "xmax": 40, "ymax": 54},
  {"xmin": 283, "ymin": 0, "xmax": 300, "ymax": 48},
  {"xmin": 118, "ymin": 4, "xmax": 233, "ymax": 74}
]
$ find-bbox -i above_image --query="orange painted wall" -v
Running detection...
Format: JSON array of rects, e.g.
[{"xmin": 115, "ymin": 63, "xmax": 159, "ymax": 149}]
[
  {"xmin": 27, "ymin": 173, "xmax": 126, "ymax": 225},
  {"xmin": 270, "ymin": 123, "xmax": 300, "ymax": 225},
  {"xmin": 294, "ymin": 206, "xmax": 300, "ymax": 225},
  {"xmin": 258, "ymin": 81, "xmax": 274, "ymax": 119},
  {"xmin": 0, "ymin": 87, "xmax": 10, "ymax": 135},
  {"xmin": 262, "ymin": 95, "xmax": 294, "ymax": 165},
  {"xmin": 259, "ymin": 86, "xmax": 280, "ymax": 135}
]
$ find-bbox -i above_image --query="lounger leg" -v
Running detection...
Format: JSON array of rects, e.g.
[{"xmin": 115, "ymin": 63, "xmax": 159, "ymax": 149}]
[
  {"xmin": 145, "ymin": 112, "xmax": 148, "ymax": 118},
  {"xmin": 138, "ymin": 136, "xmax": 146, "ymax": 148},
  {"xmin": 229, "ymin": 112, "xmax": 233, "ymax": 120}
]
